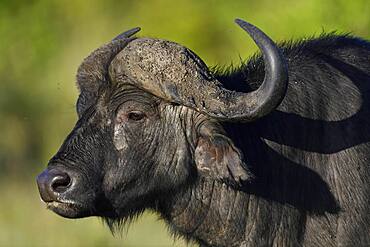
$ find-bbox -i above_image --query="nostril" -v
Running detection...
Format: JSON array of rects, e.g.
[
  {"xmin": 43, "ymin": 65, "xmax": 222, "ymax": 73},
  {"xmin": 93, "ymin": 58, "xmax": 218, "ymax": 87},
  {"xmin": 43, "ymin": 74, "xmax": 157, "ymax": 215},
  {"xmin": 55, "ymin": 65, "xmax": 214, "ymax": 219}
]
[
  {"xmin": 37, "ymin": 169, "xmax": 74, "ymax": 203},
  {"xmin": 51, "ymin": 173, "xmax": 71, "ymax": 193}
]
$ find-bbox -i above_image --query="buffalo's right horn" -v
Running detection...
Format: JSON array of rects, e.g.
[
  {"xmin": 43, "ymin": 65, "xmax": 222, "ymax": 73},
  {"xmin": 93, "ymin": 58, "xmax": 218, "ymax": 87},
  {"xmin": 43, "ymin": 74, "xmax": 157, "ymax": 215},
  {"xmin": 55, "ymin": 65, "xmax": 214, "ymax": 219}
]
[{"xmin": 76, "ymin": 27, "xmax": 140, "ymax": 94}]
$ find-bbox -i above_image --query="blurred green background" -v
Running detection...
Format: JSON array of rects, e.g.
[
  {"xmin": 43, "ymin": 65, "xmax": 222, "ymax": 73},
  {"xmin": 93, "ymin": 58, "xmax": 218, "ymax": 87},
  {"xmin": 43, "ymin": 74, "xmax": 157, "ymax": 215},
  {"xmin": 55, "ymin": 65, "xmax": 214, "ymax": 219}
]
[{"xmin": 0, "ymin": 0, "xmax": 369, "ymax": 246}]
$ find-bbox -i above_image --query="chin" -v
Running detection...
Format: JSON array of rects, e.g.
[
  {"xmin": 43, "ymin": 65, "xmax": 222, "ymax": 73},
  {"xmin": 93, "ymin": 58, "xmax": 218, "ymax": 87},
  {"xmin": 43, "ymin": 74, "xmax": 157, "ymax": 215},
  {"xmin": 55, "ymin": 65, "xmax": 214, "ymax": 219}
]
[{"xmin": 46, "ymin": 201, "xmax": 91, "ymax": 218}]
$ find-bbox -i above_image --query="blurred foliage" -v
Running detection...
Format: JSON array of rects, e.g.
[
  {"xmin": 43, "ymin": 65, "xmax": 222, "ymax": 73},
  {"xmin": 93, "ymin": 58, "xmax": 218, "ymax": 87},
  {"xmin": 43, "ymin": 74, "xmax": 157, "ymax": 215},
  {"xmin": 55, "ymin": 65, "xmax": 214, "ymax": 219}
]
[{"xmin": 0, "ymin": 0, "xmax": 369, "ymax": 246}]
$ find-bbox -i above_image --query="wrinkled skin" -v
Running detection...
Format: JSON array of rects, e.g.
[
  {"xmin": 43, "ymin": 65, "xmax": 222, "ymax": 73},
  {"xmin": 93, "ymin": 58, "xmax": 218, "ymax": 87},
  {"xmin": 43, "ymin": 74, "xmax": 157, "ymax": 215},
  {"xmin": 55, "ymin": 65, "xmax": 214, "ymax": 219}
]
[
  {"xmin": 38, "ymin": 33, "xmax": 370, "ymax": 246},
  {"xmin": 47, "ymin": 84, "xmax": 198, "ymax": 219}
]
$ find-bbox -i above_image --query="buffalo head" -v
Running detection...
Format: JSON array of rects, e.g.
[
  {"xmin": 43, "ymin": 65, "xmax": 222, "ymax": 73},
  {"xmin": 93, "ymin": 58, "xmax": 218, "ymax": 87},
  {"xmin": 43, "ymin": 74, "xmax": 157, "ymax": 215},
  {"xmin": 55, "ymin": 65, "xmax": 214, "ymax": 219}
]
[{"xmin": 36, "ymin": 19, "xmax": 288, "ymax": 223}]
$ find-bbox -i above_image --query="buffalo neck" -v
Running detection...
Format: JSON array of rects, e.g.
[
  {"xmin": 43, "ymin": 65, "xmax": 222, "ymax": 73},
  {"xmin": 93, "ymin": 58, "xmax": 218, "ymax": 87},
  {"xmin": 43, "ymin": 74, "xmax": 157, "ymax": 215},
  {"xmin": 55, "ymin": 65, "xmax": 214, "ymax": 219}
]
[
  {"xmin": 158, "ymin": 176, "xmax": 307, "ymax": 247},
  {"xmin": 156, "ymin": 120, "xmax": 311, "ymax": 246},
  {"xmin": 158, "ymin": 178, "xmax": 250, "ymax": 246}
]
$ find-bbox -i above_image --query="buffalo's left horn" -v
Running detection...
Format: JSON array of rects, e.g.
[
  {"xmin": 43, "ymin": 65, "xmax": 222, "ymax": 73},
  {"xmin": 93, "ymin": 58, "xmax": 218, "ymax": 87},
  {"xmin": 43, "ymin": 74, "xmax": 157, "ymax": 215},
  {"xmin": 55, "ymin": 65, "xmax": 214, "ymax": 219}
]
[
  {"xmin": 201, "ymin": 19, "xmax": 288, "ymax": 121},
  {"xmin": 110, "ymin": 19, "xmax": 288, "ymax": 122}
]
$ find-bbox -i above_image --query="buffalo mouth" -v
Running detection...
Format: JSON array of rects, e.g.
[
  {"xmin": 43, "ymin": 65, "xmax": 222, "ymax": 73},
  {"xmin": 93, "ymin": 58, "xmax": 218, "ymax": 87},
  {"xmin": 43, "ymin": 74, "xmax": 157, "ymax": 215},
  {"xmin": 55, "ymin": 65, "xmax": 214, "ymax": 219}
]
[
  {"xmin": 37, "ymin": 168, "xmax": 116, "ymax": 218},
  {"xmin": 37, "ymin": 167, "xmax": 95, "ymax": 218},
  {"xmin": 43, "ymin": 199, "xmax": 90, "ymax": 218}
]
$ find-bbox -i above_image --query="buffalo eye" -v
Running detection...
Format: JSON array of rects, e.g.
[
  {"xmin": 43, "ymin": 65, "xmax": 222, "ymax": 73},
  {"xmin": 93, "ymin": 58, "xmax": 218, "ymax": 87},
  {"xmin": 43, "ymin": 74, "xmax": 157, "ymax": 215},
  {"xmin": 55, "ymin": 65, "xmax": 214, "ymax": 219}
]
[{"xmin": 127, "ymin": 111, "xmax": 146, "ymax": 121}]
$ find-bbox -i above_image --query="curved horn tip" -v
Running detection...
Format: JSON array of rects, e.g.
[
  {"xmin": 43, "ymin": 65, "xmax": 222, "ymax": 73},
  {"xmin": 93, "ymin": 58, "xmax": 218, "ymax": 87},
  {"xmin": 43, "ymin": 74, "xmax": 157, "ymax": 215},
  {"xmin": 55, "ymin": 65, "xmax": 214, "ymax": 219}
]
[
  {"xmin": 113, "ymin": 27, "xmax": 141, "ymax": 41},
  {"xmin": 234, "ymin": 18, "xmax": 257, "ymax": 32}
]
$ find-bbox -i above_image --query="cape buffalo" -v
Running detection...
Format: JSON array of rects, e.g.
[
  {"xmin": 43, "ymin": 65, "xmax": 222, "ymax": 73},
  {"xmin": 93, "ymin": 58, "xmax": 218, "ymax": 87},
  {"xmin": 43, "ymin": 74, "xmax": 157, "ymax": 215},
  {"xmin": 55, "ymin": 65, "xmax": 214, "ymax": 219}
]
[{"xmin": 37, "ymin": 19, "xmax": 370, "ymax": 246}]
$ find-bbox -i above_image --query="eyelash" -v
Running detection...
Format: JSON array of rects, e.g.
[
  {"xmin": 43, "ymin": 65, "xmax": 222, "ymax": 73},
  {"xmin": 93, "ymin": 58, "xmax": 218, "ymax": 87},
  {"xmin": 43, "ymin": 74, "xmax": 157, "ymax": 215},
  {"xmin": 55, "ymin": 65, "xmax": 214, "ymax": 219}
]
[{"xmin": 127, "ymin": 111, "xmax": 146, "ymax": 121}]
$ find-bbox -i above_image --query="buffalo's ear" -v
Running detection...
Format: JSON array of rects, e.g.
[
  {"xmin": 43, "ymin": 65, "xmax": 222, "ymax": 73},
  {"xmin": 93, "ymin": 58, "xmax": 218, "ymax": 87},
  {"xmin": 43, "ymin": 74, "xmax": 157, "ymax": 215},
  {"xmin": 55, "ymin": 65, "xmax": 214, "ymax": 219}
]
[{"xmin": 194, "ymin": 132, "xmax": 253, "ymax": 187}]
